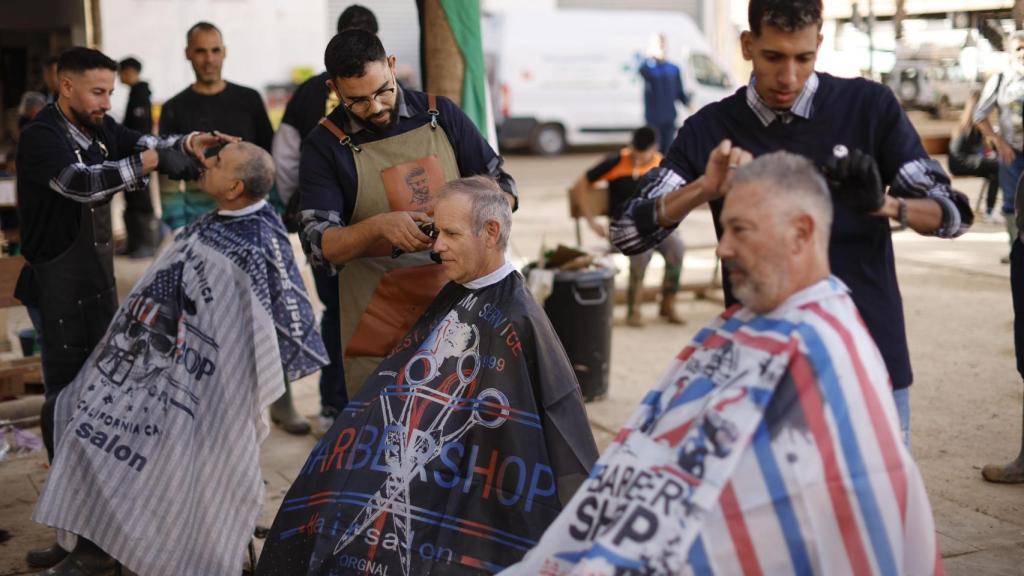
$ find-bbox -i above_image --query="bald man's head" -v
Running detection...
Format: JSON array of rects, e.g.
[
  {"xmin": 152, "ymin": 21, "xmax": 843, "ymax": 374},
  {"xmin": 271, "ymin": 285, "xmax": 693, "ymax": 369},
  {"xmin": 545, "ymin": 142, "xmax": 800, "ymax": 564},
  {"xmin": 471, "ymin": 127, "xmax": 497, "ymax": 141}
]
[{"xmin": 199, "ymin": 141, "xmax": 275, "ymax": 209}]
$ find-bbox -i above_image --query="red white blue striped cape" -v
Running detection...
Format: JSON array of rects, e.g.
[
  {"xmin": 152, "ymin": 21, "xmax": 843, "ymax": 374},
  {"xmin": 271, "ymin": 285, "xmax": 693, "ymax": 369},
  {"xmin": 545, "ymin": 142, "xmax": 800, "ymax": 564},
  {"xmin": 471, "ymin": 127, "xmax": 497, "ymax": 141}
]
[{"xmin": 503, "ymin": 277, "xmax": 941, "ymax": 576}]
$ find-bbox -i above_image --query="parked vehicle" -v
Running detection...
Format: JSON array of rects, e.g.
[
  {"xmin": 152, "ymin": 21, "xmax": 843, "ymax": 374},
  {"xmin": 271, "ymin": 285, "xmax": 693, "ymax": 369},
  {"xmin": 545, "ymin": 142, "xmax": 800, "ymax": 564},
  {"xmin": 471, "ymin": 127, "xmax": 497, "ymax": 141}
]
[
  {"xmin": 483, "ymin": 9, "xmax": 735, "ymax": 155},
  {"xmin": 887, "ymin": 58, "xmax": 973, "ymax": 118}
]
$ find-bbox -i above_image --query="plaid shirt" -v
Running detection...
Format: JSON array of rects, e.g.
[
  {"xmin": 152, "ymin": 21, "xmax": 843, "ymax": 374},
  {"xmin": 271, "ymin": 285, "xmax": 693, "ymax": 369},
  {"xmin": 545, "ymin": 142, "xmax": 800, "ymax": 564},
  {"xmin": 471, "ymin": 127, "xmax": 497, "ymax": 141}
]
[{"xmin": 51, "ymin": 105, "xmax": 187, "ymax": 203}]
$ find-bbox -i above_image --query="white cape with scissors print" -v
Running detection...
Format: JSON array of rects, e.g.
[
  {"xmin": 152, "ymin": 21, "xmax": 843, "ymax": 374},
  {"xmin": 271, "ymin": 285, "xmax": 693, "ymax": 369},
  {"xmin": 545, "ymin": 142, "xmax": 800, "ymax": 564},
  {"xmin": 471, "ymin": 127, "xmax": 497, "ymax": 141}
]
[
  {"xmin": 503, "ymin": 277, "xmax": 941, "ymax": 576},
  {"xmin": 34, "ymin": 203, "xmax": 329, "ymax": 576}
]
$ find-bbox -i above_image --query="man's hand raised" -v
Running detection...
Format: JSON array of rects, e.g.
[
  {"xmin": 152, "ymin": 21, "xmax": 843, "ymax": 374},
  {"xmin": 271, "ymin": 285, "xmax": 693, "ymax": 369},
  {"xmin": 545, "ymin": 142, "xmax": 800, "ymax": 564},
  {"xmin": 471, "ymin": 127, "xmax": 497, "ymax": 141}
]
[
  {"xmin": 701, "ymin": 139, "xmax": 753, "ymax": 202},
  {"xmin": 187, "ymin": 131, "xmax": 242, "ymax": 159},
  {"xmin": 376, "ymin": 211, "xmax": 434, "ymax": 254}
]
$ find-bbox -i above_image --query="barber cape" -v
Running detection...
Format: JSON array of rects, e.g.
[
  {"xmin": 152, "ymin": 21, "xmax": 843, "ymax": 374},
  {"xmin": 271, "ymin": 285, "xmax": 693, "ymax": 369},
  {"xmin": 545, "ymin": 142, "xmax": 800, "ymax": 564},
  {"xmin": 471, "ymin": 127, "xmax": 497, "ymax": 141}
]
[
  {"xmin": 504, "ymin": 277, "xmax": 941, "ymax": 576},
  {"xmin": 257, "ymin": 267, "xmax": 599, "ymax": 576},
  {"xmin": 34, "ymin": 202, "xmax": 329, "ymax": 576}
]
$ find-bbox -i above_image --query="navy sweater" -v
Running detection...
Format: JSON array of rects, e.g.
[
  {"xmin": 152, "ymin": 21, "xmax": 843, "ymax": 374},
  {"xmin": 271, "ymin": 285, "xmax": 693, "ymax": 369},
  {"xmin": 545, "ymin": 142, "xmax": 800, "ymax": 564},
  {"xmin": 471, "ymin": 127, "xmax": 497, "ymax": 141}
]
[{"xmin": 620, "ymin": 73, "xmax": 972, "ymax": 389}]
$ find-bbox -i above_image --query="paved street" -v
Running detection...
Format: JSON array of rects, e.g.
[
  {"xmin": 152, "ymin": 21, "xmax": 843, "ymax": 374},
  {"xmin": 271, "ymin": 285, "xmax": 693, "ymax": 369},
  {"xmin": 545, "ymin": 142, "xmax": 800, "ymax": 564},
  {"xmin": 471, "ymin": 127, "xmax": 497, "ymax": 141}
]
[{"xmin": 1, "ymin": 150, "xmax": 1022, "ymax": 575}]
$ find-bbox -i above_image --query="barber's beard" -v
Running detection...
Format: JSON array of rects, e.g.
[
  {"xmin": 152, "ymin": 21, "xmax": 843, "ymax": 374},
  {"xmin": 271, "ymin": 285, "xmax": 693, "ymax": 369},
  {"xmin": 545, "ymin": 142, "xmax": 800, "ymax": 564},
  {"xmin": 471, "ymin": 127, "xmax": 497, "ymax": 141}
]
[
  {"xmin": 70, "ymin": 106, "xmax": 103, "ymax": 131},
  {"xmin": 360, "ymin": 108, "xmax": 397, "ymax": 133}
]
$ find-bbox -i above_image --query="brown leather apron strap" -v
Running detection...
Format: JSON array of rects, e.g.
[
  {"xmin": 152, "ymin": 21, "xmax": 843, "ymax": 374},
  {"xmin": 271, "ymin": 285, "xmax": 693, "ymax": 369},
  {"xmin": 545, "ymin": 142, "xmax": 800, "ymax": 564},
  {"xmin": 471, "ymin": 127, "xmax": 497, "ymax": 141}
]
[
  {"xmin": 318, "ymin": 117, "xmax": 361, "ymax": 153},
  {"xmin": 427, "ymin": 94, "xmax": 439, "ymax": 129}
]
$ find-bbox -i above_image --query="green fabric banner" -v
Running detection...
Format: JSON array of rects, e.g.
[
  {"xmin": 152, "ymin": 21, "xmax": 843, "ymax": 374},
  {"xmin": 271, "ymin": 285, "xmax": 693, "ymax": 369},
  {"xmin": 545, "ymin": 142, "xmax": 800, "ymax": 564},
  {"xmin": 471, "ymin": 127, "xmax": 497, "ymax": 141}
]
[{"xmin": 439, "ymin": 0, "xmax": 488, "ymax": 135}]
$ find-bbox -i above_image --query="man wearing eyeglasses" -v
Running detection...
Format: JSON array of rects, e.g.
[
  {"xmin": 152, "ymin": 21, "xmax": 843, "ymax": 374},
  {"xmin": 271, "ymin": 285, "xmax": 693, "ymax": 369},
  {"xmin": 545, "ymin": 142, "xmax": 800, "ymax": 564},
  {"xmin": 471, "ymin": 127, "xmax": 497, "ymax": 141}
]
[{"xmin": 299, "ymin": 29, "xmax": 518, "ymax": 397}]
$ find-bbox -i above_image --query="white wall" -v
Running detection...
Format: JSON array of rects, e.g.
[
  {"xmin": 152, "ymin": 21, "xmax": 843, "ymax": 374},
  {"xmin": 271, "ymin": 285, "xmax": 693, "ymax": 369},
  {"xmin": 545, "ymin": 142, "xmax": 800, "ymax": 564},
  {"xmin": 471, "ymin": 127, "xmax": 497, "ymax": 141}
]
[{"xmin": 100, "ymin": 0, "xmax": 329, "ymax": 106}]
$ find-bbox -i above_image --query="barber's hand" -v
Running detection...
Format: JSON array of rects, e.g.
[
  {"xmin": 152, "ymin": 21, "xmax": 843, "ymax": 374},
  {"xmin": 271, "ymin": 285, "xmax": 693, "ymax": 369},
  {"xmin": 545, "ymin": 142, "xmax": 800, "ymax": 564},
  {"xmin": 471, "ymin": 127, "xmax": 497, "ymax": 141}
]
[
  {"xmin": 157, "ymin": 148, "xmax": 203, "ymax": 180},
  {"xmin": 187, "ymin": 131, "xmax": 242, "ymax": 159},
  {"xmin": 702, "ymin": 139, "xmax": 753, "ymax": 201},
  {"xmin": 821, "ymin": 146, "xmax": 885, "ymax": 214},
  {"xmin": 378, "ymin": 211, "xmax": 434, "ymax": 253}
]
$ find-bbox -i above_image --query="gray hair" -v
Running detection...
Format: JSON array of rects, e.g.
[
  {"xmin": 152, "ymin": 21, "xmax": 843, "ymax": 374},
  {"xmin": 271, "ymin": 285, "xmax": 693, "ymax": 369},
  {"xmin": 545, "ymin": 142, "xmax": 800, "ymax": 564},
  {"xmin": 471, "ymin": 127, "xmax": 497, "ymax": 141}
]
[
  {"xmin": 436, "ymin": 175, "xmax": 512, "ymax": 250},
  {"xmin": 18, "ymin": 91, "xmax": 47, "ymax": 117},
  {"xmin": 731, "ymin": 151, "xmax": 833, "ymax": 249},
  {"xmin": 234, "ymin": 142, "xmax": 275, "ymax": 200}
]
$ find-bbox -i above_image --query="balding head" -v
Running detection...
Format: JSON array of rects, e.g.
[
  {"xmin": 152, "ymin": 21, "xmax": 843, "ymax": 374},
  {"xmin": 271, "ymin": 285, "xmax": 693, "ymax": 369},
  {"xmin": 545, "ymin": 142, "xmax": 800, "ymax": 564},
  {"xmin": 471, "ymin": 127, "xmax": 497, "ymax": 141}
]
[
  {"xmin": 199, "ymin": 141, "xmax": 275, "ymax": 210},
  {"xmin": 716, "ymin": 151, "xmax": 832, "ymax": 313}
]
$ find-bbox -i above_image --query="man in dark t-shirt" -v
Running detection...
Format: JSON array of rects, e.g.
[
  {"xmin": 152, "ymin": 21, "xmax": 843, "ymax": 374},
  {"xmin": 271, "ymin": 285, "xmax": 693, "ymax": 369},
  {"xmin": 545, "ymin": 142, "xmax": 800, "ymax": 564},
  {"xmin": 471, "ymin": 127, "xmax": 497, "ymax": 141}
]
[
  {"xmin": 572, "ymin": 127, "xmax": 684, "ymax": 327},
  {"xmin": 612, "ymin": 0, "xmax": 973, "ymax": 446},
  {"xmin": 159, "ymin": 21, "xmax": 274, "ymax": 231}
]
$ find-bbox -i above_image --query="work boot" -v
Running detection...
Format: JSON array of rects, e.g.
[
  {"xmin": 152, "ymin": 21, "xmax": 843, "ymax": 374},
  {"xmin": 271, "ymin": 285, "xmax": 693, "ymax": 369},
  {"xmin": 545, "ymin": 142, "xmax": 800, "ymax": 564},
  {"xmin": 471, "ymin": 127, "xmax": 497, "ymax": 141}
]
[
  {"xmin": 626, "ymin": 276, "xmax": 644, "ymax": 327},
  {"xmin": 270, "ymin": 384, "xmax": 311, "ymax": 435},
  {"xmin": 26, "ymin": 543, "xmax": 68, "ymax": 568},
  {"xmin": 36, "ymin": 540, "xmax": 116, "ymax": 576},
  {"xmin": 658, "ymin": 291, "xmax": 686, "ymax": 325},
  {"xmin": 982, "ymin": 457, "xmax": 1024, "ymax": 483}
]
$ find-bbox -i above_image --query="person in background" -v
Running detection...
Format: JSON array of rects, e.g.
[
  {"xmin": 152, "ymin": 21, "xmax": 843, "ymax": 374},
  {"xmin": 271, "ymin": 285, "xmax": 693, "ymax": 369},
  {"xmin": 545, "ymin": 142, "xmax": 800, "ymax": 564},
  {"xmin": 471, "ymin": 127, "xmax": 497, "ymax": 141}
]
[
  {"xmin": 949, "ymin": 90, "xmax": 1000, "ymax": 225},
  {"xmin": 973, "ymin": 31, "xmax": 1024, "ymax": 263},
  {"xmin": 117, "ymin": 56, "xmax": 161, "ymax": 258},
  {"xmin": 572, "ymin": 126, "xmax": 685, "ymax": 326},
  {"xmin": 639, "ymin": 33, "xmax": 691, "ymax": 154},
  {"xmin": 272, "ymin": 3, "xmax": 381, "ymax": 435}
]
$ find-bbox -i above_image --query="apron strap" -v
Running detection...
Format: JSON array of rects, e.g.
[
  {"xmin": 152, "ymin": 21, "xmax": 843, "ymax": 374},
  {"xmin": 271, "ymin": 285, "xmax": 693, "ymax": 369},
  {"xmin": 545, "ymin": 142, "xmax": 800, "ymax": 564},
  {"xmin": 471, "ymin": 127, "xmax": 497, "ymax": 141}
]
[
  {"xmin": 318, "ymin": 117, "xmax": 361, "ymax": 153},
  {"xmin": 427, "ymin": 94, "xmax": 440, "ymax": 129}
]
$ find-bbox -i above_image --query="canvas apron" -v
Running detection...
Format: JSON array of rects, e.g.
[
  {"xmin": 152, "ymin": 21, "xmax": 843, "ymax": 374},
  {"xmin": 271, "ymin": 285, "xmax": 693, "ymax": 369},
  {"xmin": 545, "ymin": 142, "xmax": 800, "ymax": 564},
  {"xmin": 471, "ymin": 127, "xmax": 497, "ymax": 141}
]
[
  {"xmin": 34, "ymin": 138, "xmax": 118, "ymax": 394},
  {"xmin": 322, "ymin": 99, "xmax": 457, "ymax": 397}
]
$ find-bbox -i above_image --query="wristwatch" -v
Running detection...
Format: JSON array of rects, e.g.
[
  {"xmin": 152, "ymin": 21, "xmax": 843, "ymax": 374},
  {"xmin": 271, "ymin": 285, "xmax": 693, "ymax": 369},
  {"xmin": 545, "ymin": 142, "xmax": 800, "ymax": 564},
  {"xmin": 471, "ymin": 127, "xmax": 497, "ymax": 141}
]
[{"xmin": 896, "ymin": 197, "xmax": 908, "ymax": 231}]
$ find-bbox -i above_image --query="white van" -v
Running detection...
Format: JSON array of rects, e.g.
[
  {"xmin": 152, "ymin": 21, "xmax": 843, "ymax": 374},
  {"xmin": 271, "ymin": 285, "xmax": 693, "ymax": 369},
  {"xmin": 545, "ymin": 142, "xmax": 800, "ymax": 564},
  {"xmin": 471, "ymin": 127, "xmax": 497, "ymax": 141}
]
[{"xmin": 483, "ymin": 9, "xmax": 736, "ymax": 155}]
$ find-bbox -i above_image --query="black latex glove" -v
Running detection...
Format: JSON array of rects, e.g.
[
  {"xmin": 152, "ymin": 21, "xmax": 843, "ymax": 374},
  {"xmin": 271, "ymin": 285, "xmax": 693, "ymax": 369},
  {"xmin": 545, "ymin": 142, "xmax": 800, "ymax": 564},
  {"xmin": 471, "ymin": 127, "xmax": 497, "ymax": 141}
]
[
  {"xmin": 821, "ymin": 146, "xmax": 885, "ymax": 213},
  {"xmin": 157, "ymin": 148, "xmax": 203, "ymax": 181}
]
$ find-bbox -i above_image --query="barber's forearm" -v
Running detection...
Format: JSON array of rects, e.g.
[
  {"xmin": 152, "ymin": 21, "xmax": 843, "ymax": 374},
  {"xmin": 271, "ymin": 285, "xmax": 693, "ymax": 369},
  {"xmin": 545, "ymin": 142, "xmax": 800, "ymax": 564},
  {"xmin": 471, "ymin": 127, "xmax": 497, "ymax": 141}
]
[
  {"xmin": 878, "ymin": 196, "xmax": 943, "ymax": 234},
  {"xmin": 658, "ymin": 176, "xmax": 716, "ymax": 227},
  {"xmin": 319, "ymin": 219, "xmax": 382, "ymax": 265}
]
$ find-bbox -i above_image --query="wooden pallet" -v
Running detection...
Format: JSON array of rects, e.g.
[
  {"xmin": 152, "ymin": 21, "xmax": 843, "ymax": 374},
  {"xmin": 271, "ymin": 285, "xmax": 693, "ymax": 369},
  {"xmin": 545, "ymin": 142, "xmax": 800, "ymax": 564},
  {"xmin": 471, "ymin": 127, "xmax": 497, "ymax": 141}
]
[{"xmin": 0, "ymin": 357, "xmax": 44, "ymax": 398}]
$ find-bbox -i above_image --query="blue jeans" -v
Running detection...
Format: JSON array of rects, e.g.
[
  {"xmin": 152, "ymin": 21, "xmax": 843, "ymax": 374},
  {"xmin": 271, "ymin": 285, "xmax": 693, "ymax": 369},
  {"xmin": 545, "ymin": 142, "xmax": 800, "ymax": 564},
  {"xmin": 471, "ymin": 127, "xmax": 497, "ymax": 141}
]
[
  {"xmin": 996, "ymin": 152, "xmax": 1023, "ymax": 216},
  {"xmin": 652, "ymin": 122, "xmax": 677, "ymax": 155},
  {"xmin": 312, "ymin": 267, "xmax": 347, "ymax": 413},
  {"xmin": 893, "ymin": 387, "xmax": 911, "ymax": 450}
]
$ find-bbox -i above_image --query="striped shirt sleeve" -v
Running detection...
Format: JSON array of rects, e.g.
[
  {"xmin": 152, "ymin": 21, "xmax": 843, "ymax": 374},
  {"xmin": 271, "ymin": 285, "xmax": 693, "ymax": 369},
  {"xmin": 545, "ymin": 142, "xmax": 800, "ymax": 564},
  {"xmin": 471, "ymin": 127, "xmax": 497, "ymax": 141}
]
[
  {"xmin": 609, "ymin": 166, "xmax": 686, "ymax": 255},
  {"xmin": 890, "ymin": 158, "xmax": 972, "ymax": 238}
]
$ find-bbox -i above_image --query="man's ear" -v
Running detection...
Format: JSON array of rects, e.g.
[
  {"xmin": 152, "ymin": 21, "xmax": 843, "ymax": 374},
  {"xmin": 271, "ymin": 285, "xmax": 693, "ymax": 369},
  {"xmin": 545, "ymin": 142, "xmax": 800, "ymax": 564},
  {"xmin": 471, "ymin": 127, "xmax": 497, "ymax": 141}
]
[
  {"xmin": 791, "ymin": 213, "xmax": 814, "ymax": 254},
  {"xmin": 326, "ymin": 78, "xmax": 342, "ymax": 101},
  {"xmin": 485, "ymin": 220, "xmax": 501, "ymax": 247},
  {"xmin": 226, "ymin": 179, "xmax": 246, "ymax": 202},
  {"xmin": 740, "ymin": 31, "xmax": 754, "ymax": 61},
  {"xmin": 388, "ymin": 55, "xmax": 397, "ymax": 74},
  {"xmin": 59, "ymin": 74, "xmax": 74, "ymax": 99}
]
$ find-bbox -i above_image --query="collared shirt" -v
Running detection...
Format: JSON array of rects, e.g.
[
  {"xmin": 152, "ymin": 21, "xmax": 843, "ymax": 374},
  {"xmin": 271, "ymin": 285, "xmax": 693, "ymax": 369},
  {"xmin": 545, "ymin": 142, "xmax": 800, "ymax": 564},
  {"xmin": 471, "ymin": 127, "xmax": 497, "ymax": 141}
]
[
  {"xmin": 462, "ymin": 261, "xmax": 515, "ymax": 290},
  {"xmin": 218, "ymin": 199, "xmax": 268, "ymax": 217},
  {"xmin": 746, "ymin": 72, "xmax": 819, "ymax": 127},
  {"xmin": 974, "ymin": 67, "xmax": 1024, "ymax": 151}
]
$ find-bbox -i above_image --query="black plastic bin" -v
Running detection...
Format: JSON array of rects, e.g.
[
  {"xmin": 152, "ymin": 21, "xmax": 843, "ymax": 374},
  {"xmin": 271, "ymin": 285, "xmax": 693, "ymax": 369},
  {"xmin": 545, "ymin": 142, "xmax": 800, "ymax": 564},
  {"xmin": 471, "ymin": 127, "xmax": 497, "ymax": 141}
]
[{"xmin": 542, "ymin": 267, "xmax": 615, "ymax": 402}]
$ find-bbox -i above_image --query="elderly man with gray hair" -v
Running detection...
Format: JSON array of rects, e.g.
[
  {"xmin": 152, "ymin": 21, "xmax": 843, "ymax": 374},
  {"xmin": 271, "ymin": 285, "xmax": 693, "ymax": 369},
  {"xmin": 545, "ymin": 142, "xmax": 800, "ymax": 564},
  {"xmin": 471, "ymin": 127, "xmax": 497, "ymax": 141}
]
[
  {"xmin": 256, "ymin": 175, "xmax": 599, "ymax": 575},
  {"xmin": 33, "ymin": 142, "xmax": 329, "ymax": 576},
  {"xmin": 505, "ymin": 151, "xmax": 941, "ymax": 576}
]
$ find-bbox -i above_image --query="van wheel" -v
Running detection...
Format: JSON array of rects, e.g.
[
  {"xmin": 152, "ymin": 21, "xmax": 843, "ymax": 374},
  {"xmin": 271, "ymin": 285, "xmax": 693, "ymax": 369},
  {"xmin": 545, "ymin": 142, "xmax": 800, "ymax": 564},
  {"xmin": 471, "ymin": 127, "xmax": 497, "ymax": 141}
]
[
  {"xmin": 897, "ymin": 79, "xmax": 919, "ymax": 104},
  {"xmin": 530, "ymin": 123, "xmax": 565, "ymax": 156}
]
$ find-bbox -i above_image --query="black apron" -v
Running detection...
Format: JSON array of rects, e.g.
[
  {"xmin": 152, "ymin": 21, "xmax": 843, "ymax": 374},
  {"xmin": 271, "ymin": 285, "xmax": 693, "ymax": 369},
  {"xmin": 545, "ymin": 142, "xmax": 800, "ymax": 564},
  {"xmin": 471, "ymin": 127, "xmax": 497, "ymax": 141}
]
[{"xmin": 33, "ymin": 139, "xmax": 118, "ymax": 395}]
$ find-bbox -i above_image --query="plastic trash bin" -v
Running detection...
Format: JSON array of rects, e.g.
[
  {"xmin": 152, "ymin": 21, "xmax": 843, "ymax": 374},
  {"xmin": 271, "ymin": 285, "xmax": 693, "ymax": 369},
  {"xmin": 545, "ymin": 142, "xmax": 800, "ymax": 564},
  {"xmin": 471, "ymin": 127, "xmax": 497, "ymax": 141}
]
[{"xmin": 541, "ymin": 266, "xmax": 614, "ymax": 402}]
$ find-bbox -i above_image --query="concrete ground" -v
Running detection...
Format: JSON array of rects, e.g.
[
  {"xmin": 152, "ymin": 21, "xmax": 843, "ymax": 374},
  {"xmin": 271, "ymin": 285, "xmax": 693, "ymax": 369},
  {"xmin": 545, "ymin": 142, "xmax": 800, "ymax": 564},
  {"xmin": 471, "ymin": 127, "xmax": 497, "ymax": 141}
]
[{"xmin": 1, "ymin": 150, "xmax": 1023, "ymax": 575}]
